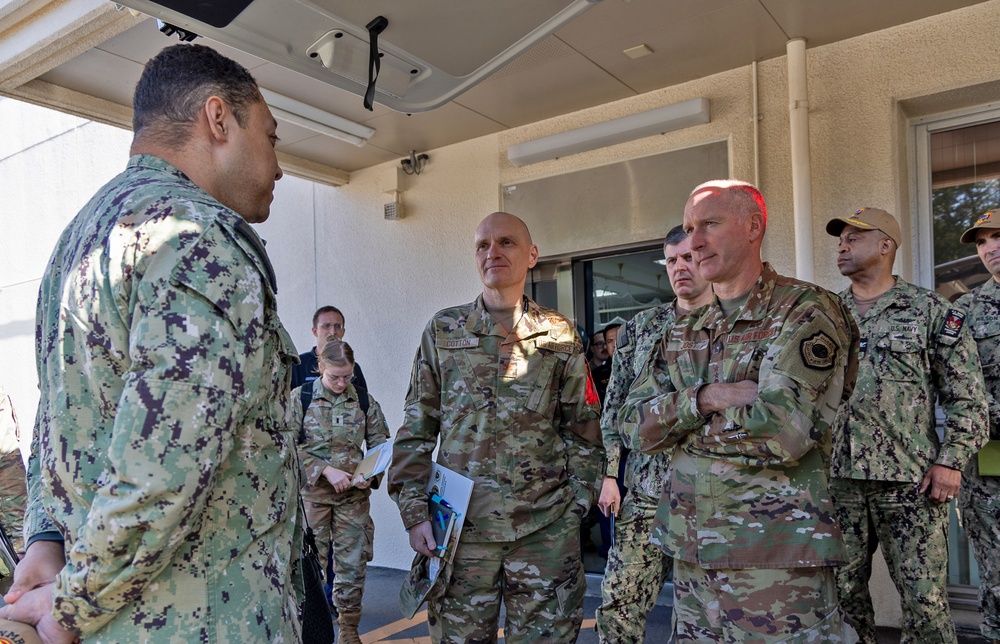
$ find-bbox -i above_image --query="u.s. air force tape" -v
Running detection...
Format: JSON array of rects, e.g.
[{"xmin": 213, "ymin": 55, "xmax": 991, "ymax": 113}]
[{"xmin": 800, "ymin": 331, "xmax": 836, "ymax": 370}]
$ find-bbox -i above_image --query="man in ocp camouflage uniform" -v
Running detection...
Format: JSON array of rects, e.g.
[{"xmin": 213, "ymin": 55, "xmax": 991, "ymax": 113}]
[
  {"xmin": 594, "ymin": 225, "xmax": 712, "ymax": 643},
  {"xmin": 0, "ymin": 386, "xmax": 25, "ymax": 558},
  {"xmin": 621, "ymin": 180, "xmax": 860, "ymax": 641},
  {"xmin": 826, "ymin": 207, "xmax": 987, "ymax": 644},
  {"xmin": 388, "ymin": 211, "xmax": 603, "ymax": 643},
  {"xmin": 955, "ymin": 211, "xmax": 1000, "ymax": 643},
  {"xmin": 0, "ymin": 44, "xmax": 301, "ymax": 642}
]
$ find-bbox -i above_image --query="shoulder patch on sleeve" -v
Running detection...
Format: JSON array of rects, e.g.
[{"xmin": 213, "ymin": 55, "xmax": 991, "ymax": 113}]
[
  {"xmin": 940, "ymin": 308, "xmax": 966, "ymax": 341},
  {"xmin": 584, "ymin": 362, "xmax": 600, "ymax": 407},
  {"xmin": 800, "ymin": 331, "xmax": 837, "ymax": 370},
  {"xmin": 616, "ymin": 327, "xmax": 630, "ymax": 351}
]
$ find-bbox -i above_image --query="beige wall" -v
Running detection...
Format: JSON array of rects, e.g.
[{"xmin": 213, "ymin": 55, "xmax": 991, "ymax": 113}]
[{"xmin": 3, "ymin": 0, "xmax": 1000, "ymax": 627}]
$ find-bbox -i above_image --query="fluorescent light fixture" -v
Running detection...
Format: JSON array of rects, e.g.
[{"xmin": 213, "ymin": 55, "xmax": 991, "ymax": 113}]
[
  {"xmin": 507, "ymin": 97, "xmax": 710, "ymax": 167},
  {"xmin": 259, "ymin": 88, "xmax": 375, "ymax": 147}
]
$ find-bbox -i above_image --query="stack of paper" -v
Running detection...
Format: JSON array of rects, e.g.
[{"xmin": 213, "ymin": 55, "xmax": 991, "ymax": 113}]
[
  {"xmin": 353, "ymin": 440, "xmax": 393, "ymax": 481},
  {"xmin": 426, "ymin": 463, "xmax": 474, "ymax": 563}
]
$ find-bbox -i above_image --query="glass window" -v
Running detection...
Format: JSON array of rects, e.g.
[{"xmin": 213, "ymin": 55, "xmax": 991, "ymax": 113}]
[
  {"xmin": 586, "ymin": 248, "xmax": 673, "ymax": 332},
  {"xmin": 526, "ymin": 244, "xmax": 672, "ymax": 338},
  {"xmin": 917, "ymin": 112, "xmax": 1000, "ymax": 601},
  {"xmin": 930, "ymin": 121, "xmax": 1000, "ymax": 299}
]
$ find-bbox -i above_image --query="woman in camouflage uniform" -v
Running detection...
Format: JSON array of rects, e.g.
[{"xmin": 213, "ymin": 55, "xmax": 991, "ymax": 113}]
[{"xmin": 292, "ymin": 340, "xmax": 390, "ymax": 644}]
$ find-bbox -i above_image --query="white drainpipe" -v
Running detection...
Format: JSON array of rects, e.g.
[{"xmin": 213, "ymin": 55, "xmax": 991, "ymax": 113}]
[{"xmin": 787, "ymin": 38, "xmax": 814, "ymax": 281}]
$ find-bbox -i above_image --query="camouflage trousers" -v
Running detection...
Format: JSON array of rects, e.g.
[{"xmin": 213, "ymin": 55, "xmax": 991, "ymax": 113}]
[
  {"xmin": 428, "ymin": 503, "xmax": 585, "ymax": 644},
  {"xmin": 960, "ymin": 458, "xmax": 1000, "ymax": 640},
  {"xmin": 0, "ymin": 450, "xmax": 25, "ymax": 559},
  {"xmin": 303, "ymin": 489, "xmax": 373, "ymax": 612},
  {"xmin": 674, "ymin": 559, "xmax": 857, "ymax": 643},
  {"xmin": 830, "ymin": 478, "xmax": 955, "ymax": 644},
  {"xmin": 595, "ymin": 491, "xmax": 671, "ymax": 644}
]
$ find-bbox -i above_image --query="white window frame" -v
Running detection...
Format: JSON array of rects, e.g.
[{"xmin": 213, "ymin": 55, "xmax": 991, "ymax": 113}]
[
  {"xmin": 910, "ymin": 102, "xmax": 1000, "ymax": 607},
  {"xmin": 911, "ymin": 102, "xmax": 1000, "ymax": 288}
]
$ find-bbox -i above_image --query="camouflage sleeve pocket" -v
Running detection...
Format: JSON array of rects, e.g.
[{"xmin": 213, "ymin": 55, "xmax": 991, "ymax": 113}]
[
  {"xmin": 874, "ymin": 332, "xmax": 924, "ymax": 382},
  {"xmin": 526, "ymin": 352, "xmax": 561, "ymax": 415}
]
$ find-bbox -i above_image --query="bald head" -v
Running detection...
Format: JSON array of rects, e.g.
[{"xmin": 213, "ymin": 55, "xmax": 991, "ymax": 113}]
[
  {"xmin": 683, "ymin": 179, "xmax": 767, "ymax": 298},
  {"xmin": 687, "ymin": 180, "xmax": 768, "ymax": 232},
  {"xmin": 475, "ymin": 211, "xmax": 538, "ymax": 302},
  {"xmin": 477, "ymin": 212, "xmax": 533, "ymax": 245}
]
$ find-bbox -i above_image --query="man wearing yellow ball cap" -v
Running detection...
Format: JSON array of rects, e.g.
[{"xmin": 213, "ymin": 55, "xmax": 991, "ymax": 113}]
[
  {"xmin": 956, "ymin": 209, "xmax": 1000, "ymax": 643},
  {"xmin": 826, "ymin": 207, "xmax": 988, "ymax": 643}
]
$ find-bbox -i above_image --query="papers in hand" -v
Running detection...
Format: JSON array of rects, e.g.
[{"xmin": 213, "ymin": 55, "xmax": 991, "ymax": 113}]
[
  {"xmin": 353, "ymin": 440, "xmax": 393, "ymax": 481},
  {"xmin": 426, "ymin": 463, "xmax": 473, "ymax": 563}
]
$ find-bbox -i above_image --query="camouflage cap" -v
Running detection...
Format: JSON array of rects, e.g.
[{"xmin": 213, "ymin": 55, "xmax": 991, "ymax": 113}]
[
  {"xmin": 825, "ymin": 207, "xmax": 902, "ymax": 247},
  {"xmin": 398, "ymin": 553, "xmax": 451, "ymax": 619},
  {"xmin": 960, "ymin": 210, "xmax": 1000, "ymax": 244}
]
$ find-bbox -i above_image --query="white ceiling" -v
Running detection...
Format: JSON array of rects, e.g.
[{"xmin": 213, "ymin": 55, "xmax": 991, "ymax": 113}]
[{"xmin": 36, "ymin": 0, "xmax": 990, "ymax": 174}]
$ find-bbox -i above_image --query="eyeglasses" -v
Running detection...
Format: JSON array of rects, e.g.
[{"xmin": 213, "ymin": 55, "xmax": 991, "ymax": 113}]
[{"xmin": 593, "ymin": 341, "xmax": 606, "ymax": 347}]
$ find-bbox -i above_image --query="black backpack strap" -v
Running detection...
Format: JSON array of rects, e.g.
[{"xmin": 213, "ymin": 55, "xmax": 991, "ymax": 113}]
[
  {"xmin": 298, "ymin": 383, "xmax": 314, "ymax": 444},
  {"xmin": 356, "ymin": 386, "xmax": 370, "ymax": 416}
]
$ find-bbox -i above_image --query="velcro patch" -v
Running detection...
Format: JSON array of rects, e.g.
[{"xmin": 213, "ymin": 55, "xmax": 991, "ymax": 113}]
[
  {"xmin": 537, "ymin": 339, "xmax": 575, "ymax": 354},
  {"xmin": 616, "ymin": 327, "xmax": 630, "ymax": 351},
  {"xmin": 727, "ymin": 328, "xmax": 778, "ymax": 344},
  {"xmin": 800, "ymin": 332, "xmax": 837, "ymax": 370},
  {"xmin": 940, "ymin": 308, "xmax": 966, "ymax": 339},
  {"xmin": 436, "ymin": 338, "xmax": 479, "ymax": 349}
]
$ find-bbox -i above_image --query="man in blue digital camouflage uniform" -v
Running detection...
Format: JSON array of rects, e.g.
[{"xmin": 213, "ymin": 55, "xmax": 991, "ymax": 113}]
[{"xmin": 0, "ymin": 44, "xmax": 300, "ymax": 643}]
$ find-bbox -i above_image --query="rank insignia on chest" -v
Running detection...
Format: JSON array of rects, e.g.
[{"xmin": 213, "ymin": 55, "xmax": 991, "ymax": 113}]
[
  {"xmin": 800, "ymin": 331, "xmax": 836, "ymax": 370},
  {"xmin": 941, "ymin": 309, "xmax": 966, "ymax": 339}
]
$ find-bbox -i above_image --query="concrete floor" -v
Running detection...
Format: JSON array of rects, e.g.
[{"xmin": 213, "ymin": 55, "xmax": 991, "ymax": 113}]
[
  {"xmin": 354, "ymin": 566, "xmax": 671, "ymax": 643},
  {"xmin": 352, "ymin": 566, "xmax": 992, "ymax": 643},
  {"xmin": 0, "ymin": 563, "xmax": 987, "ymax": 642}
]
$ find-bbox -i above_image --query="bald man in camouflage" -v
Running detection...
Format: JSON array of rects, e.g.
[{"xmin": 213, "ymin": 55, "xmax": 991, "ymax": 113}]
[
  {"xmin": 621, "ymin": 180, "xmax": 860, "ymax": 641},
  {"xmin": 389, "ymin": 211, "xmax": 603, "ymax": 643}
]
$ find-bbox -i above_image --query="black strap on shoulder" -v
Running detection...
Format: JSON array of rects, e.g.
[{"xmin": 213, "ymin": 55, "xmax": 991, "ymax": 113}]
[
  {"xmin": 356, "ymin": 386, "xmax": 370, "ymax": 416},
  {"xmin": 298, "ymin": 384, "xmax": 313, "ymax": 444}
]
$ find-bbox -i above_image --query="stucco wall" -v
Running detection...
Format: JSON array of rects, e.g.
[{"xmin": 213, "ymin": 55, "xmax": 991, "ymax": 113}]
[
  {"xmin": 4, "ymin": 0, "xmax": 1000, "ymax": 628},
  {"xmin": 0, "ymin": 100, "xmax": 133, "ymax": 456}
]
